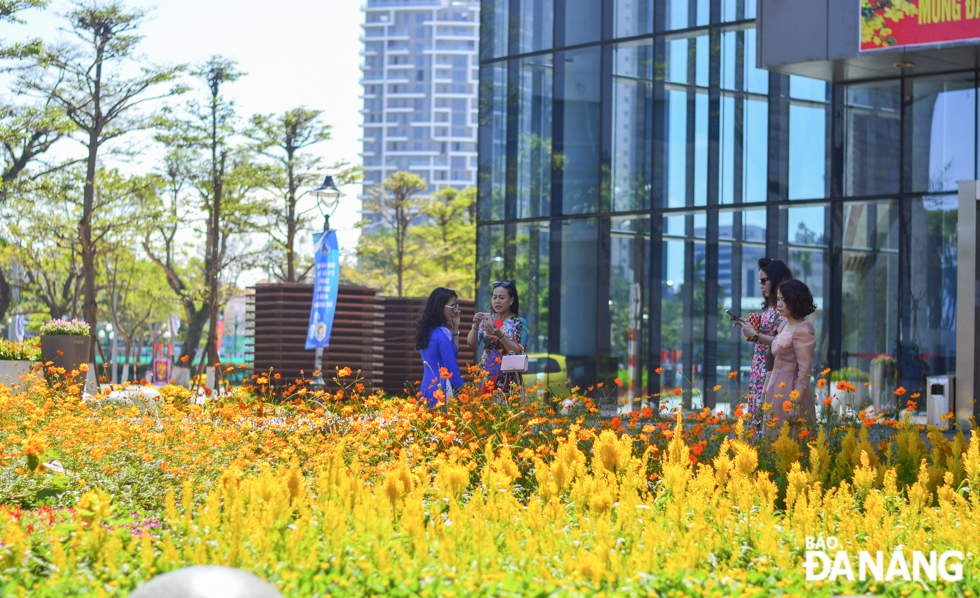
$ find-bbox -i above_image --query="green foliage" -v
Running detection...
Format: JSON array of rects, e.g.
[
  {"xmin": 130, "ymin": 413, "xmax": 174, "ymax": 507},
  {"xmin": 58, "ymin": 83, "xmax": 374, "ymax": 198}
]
[{"xmin": 348, "ymin": 173, "xmax": 477, "ymax": 298}]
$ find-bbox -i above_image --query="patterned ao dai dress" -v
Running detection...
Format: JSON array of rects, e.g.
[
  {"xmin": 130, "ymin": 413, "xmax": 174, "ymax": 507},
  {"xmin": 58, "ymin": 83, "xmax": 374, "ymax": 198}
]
[
  {"xmin": 477, "ymin": 316, "xmax": 529, "ymax": 395},
  {"xmin": 747, "ymin": 305, "xmax": 785, "ymax": 414}
]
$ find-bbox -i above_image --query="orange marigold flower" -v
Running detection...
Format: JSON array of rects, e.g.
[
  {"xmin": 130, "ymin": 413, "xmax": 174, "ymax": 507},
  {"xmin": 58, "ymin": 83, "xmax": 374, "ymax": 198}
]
[
  {"xmin": 727, "ymin": 371, "xmax": 738, "ymax": 379},
  {"xmin": 712, "ymin": 384, "xmax": 721, "ymax": 392},
  {"xmin": 655, "ymin": 367, "xmax": 664, "ymax": 374},
  {"xmin": 614, "ymin": 378, "xmax": 623, "ymax": 387},
  {"xmin": 822, "ymin": 396, "xmax": 833, "ymax": 407},
  {"xmin": 79, "ymin": 363, "xmax": 89, "ymax": 373},
  {"xmin": 906, "ymin": 400, "xmax": 917, "ymax": 411},
  {"xmin": 180, "ymin": 355, "xmax": 189, "ymax": 363},
  {"xmin": 610, "ymin": 417, "xmax": 622, "ymax": 429},
  {"xmin": 789, "ymin": 389, "xmax": 800, "ymax": 400},
  {"xmin": 798, "ymin": 429, "xmax": 809, "ymax": 439},
  {"xmin": 817, "ymin": 378, "xmax": 827, "ymax": 389},
  {"xmin": 778, "ymin": 382, "xmax": 786, "ymax": 388},
  {"xmin": 894, "ymin": 386, "xmax": 906, "ymax": 396},
  {"xmin": 338, "ymin": 367, "xmax": 353, "ymax": 378},
  {"xmin": 836, "ymin": 381, "xmax": 848, "ymax": 391},
  {"xmin": 782, "ymin": 400, "xmax": 793, "ymax": 412},
  {"xmin": 440, "ymin": 367, "xmax": 452, "ymax": 380},
  {"xmin": 672, "ymin": 388, "xmax": 682, "ymax": 396},
  {"xmin": 910, "ymin": 392, "xmax": 920, "ymax": 399}
]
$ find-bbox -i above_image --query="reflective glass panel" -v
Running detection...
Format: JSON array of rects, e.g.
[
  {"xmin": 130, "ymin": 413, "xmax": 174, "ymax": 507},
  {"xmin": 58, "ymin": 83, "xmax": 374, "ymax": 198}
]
[
  {"xmin": 907, "ymin": 195, "xmax": 957, "ymax": 384},
  {"xmin": 480, "ymin": 0, "xmax": 508, "ymax": 60},
  {"xmin": 610, "ymin": 44, "xmax": 654, "ymax": 212},
  {"xmin": 562, "ymin": 0, "xmax": 601, "ymax": 47},
  {"xmin": 844, "ymin": 83, "xmax": 901, "ymax": 197},
  {"xmin": 478, "ymin": 63, "xmax": 507, "ymax": 222},
  {"xmin": 557, "ymin": 218, "xmax": 598, "ymax": 393},
  {"xmin": 667, "ymin": 0, "xmax": 709, "ymax": 30},
  {"xmin": 789, "ymin": 100, "xmax": 828, "ymax": 200},
  {"xmin": 514, "ymin": 222, "xmax": 551, "ymax": 357},
  {"xmin": 781, "ymin": 205, "xmax": 830, "ymax": 362},
  {"xmin": 518, "ymin": 0, "xmax": 554, "ymax": 54},
  {"xmin": 557, "ymin": 48, "xmax": 602, "ymax": 215},
  {"xmin": 840, "ymin": 200, "xmax": 899, "ymax": 403},
  {"xmin": 660, "ymin": 237, "xmax": 706, "ymax": 409},
  {"xmin": 516, "ymin": 55, "xmax": 554, "ymax": 219},
  {"xmin": 601, "ymin": 217, "xmax": 651, "ymax": 409},
  {"xmin": 716, "ymin": 218, "xmax": 767, "ymax": 407},
  {"xmin": 905, "ymin": 74, "xmax": 977, "ymax": 193},
  {"xmin": 612, "ymin": 0, "xmax": 654, "ymax": 38}
]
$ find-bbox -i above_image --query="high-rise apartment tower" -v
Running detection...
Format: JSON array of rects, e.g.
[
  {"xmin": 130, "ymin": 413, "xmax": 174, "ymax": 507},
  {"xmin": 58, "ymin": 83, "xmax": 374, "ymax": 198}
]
[{"xmin": 359, "ymin": 0, "xmax": 480, "ymax": 212}]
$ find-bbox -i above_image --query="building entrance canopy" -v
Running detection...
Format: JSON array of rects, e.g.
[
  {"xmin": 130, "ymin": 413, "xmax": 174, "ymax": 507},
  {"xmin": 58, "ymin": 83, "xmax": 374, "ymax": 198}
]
[{"xmin": 757, "ymin": 0, "xmax": 980, "ymax": 82}]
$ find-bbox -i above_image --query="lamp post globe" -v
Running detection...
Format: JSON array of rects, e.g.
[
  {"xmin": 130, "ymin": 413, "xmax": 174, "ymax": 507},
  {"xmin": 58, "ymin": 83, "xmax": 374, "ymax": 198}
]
[{"xmin": 312, "ymin": 175, "xmax": 344, "ymax": 232}]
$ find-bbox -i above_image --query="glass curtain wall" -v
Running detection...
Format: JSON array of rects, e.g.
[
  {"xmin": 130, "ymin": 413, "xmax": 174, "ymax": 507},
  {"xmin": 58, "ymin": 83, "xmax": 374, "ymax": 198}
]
[{"xmin": 479, "ymin": 0, "xmax": 980, "ymax": 410}]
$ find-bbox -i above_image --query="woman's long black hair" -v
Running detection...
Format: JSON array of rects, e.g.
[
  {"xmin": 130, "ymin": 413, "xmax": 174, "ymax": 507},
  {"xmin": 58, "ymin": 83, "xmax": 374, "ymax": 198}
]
[
  {"xmin": 759, "ymin": 258, "xmax": 792, "ymax": 309},
  {"xmin": 416, "ymin": 287, "xmax": 457, "ymax": 350}
]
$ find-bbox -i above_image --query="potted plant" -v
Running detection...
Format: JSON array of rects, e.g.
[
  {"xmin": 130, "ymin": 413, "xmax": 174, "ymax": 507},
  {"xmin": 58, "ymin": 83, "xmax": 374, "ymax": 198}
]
[
  {"xmin": 40, "ymin": 319, "xmax": 93, "ymax": 376},
  {"xmin": 0, "ymin": 338, "xmax": 41, "ymax": 386}
]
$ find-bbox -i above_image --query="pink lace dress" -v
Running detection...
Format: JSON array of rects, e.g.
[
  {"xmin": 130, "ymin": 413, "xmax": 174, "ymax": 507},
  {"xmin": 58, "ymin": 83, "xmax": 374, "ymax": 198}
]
[
  {"xmin": 747, "ymin": 306, "xmax": 784, "ymax": 413},
  {"xmin": 764, "ymin": 320, "xmax": 817, "ymax": 425}
]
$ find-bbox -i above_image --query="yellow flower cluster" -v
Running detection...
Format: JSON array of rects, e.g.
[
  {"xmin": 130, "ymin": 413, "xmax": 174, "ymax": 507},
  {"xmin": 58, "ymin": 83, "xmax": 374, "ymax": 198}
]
[{"xmin": 0, "ymin": 370, "xmax": 978, "ymax": 596}]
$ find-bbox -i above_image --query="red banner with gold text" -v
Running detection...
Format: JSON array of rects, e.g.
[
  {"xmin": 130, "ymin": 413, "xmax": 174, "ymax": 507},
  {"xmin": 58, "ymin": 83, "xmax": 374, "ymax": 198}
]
[{"xmin": 861, "ymin": 0, "xmax": 980, "ymax": 51}]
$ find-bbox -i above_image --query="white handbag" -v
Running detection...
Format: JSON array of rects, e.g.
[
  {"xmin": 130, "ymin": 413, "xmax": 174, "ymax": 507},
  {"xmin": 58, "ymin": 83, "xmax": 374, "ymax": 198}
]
[{"xmin": 500, "ymin": 352, "xmax": 528, "ymax": 373}]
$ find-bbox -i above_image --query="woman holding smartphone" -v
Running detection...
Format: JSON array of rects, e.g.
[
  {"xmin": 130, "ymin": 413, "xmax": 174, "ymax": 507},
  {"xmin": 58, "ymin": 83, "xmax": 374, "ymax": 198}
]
[
  {"xmin": 466, "ymin": 280, "xmax": 529, "ymax": 397},
  {"xmin": 733, "ymin": 258, "xmax": 792, "ymax": 414}
]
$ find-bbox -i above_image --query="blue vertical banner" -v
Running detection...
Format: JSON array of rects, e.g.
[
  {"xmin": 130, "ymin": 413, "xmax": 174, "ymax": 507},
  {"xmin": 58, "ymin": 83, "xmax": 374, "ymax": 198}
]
[{"xmin": 306, "ymin": 230, "xmax": 340, "ymax": 350}]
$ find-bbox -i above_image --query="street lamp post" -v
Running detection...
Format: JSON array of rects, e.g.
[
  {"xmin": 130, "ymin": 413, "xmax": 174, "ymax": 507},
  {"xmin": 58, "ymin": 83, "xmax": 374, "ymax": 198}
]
[{"xmin": 309, "ymin": 175, "xmax": 344, "ymax": 391}]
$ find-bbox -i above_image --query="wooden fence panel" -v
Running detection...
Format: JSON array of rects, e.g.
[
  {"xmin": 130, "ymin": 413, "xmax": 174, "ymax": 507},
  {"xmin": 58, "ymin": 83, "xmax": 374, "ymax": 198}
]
[{"xmin": 248, "ymin": 283, "xmax": 478, "ymax": 396}]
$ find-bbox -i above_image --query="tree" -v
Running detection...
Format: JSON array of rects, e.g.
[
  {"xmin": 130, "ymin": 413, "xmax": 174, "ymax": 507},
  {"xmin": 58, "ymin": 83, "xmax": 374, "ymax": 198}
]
[
  {"xmin": 102, "ymin": 244, "xmax": 173, "ymax": 382},
  {"xmin": 0, "ymin": 1, "xmax": 74, "ymax": 321},
  {"xmin": 359, "ymin": 172, "xmax": 430, "ymax": 296},
  {"xmin": 426, "ymin": 186, "xmax": 476, "ymax": 296},
  {"xmin": 0, "ymin": 167, "xmax": 148, "ymax": 320},
  {"xmin": 0, "ymin": 0, "xmax": 46, "ymax": 60},
  {"xmin": 18, "ymin": 0, "xmax": 184, "ymax": 358},
  {"xmin": 148, "ymin": 57, "xmax": 265, "ymax": 368},
  {"xmin": 142, "ymin": 149, "xmax": 209, "ymax": 368},
  {"xmin": 245, "ymin": 107, "xmax": 358, "ymax": 282}
]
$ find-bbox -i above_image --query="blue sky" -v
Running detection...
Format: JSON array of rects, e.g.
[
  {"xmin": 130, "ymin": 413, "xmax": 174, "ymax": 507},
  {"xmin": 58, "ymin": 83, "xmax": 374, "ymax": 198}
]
[{"xmin": 2, "ymin": 0, "xmax": 365, "ymax": 266}]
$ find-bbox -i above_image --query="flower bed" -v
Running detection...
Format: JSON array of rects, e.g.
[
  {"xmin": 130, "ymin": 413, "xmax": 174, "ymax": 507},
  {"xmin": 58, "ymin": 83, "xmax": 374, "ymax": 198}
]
[
  {"xmin": 0, "ymin": 369, "xmax": 977, "ymax": 596},
  {"xmin": 0, "ymin": 338, "xmax": 40, "ymax": 362}
]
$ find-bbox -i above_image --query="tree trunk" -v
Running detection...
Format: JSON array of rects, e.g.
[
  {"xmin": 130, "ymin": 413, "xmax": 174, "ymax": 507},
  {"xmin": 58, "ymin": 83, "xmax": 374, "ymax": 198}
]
[
  {"xmin": 0, "ymin": 268, "xmax": 11, "ymax": 323},
  {"xmin": 81, "ymin": 136, "xmax": 99, "ymax": 362},
  {"xmin": 180, "ymin": 302, "xmax": 210, "ymax": 365}
]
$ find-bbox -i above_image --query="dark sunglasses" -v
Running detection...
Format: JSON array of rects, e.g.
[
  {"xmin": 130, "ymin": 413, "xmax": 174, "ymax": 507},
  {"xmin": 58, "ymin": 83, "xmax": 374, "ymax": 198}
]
[
  {"xmin": 492, "ymin": 280, "xmax": 513, "ymax": 288},
  {"xmin": 759, "ymin": 277, "xmax": 770, "ymax": 284}
]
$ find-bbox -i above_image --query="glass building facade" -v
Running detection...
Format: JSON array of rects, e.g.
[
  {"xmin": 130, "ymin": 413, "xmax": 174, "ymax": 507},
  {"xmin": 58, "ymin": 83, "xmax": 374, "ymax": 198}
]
[{"xmin": 476, "ymin": 0, "xmax": 978, "ymax": 410}]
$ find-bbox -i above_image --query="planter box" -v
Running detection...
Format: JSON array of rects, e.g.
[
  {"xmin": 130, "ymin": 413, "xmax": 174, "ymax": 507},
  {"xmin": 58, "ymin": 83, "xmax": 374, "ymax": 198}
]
[
  {"xmin": 40, "ymin": 335, "xmax": 93, "ymax": 377},
  {"xmin": 0, "ymin": 360, "xmax": 35, "ymax": 387}
]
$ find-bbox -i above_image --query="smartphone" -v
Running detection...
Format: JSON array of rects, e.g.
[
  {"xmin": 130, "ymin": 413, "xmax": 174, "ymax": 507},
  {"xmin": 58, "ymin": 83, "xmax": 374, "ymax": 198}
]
[{"xmin": 725, "ymin": 309, "xmax": 744, "ymax": 323}]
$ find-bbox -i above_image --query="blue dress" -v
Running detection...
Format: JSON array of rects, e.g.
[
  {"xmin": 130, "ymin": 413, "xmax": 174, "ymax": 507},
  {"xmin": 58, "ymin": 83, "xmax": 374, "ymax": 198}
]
[{"xmin": 419, "ymin": 326, "xmax": 465, "ymax": 408}]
